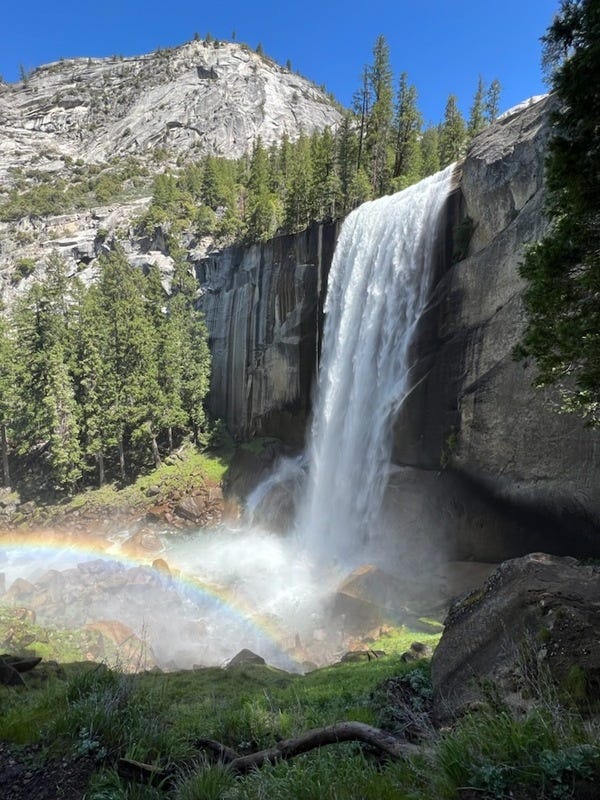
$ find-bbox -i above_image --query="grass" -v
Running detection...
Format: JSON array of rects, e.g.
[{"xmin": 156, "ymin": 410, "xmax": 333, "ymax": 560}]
[
  {"xmin": 40, "ymin": 440, "xmax": 236, "ymax": 523},
  {"xmin": 371, "ymin": 623, "xmax": 443, "ymax": 656},
  {"xmin": 2, "ymin": 649, "xmax": 600, "ymax": 799},
  {"xmin": 0, "ymin": 607, "xmax": 123, "ymax": 665}
]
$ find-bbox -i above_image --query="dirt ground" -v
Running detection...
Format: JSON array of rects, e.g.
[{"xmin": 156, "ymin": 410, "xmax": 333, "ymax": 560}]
[{"xmin": 0, "ymin": 742, "xmax": 95, "ymax": 800}]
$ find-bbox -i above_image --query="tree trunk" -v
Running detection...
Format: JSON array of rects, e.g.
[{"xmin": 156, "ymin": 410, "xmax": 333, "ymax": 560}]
[
  {"xmin": 167, "ymin": 426, "xmax": 173, "ymax": 454},
  {"xmin": 119, "ymin": 722, "xmax": 421, "ymax": 787},
  {"xmin": 118, "ymin": 437, "xmax": 126, "ymax": 483},
  {"xmin": 96, "ymin": 450, "xmax": 105, "ymax": 488},
  {"xmin": 150, "ymin": 435, "xmax": 161, "ymax": 469},
  {"xmin": 1, "ymin": 423, "xmax": 10, "ymax": 487}
]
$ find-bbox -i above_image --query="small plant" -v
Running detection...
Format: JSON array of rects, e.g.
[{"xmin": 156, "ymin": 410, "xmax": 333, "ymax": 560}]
[
  {"xmin": 452, "ymin": 215, "xmax": 474, "ymax": 262},
  {"xmin": 12, "ymin": 257, "xmax": 36, "ymax": 282},
  {"xmin": 440, "ymin": 426, "xmax": 458, "ymax": 468}
]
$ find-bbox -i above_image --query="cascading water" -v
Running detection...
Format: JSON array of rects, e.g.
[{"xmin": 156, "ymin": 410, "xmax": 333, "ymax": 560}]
[
  {"xmin": 0, "ymin": 167, "xmax": 455, "ymax": 672},
  {"xmin": 298, "ymin": 165, "xmax": 454, "ymax": 565}
]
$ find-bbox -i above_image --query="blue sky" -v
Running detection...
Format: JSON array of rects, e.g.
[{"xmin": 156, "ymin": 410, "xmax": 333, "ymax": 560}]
[{"xmin": 1, "ymin": 0, "xmax": 557, "ymax": 123}]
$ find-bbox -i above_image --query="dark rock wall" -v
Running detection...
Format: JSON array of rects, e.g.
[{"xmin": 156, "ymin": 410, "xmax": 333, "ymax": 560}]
[
  {"xmin": 198, "ymin": 221, "xmax": 338, "ymax": 444},
  {"xmin": 391, "ymin": 95, "xmax": 600, "ymax": 560},
  {"xmin": 200, "ymin": 96, "xmax": 600, "ymax": 560}
]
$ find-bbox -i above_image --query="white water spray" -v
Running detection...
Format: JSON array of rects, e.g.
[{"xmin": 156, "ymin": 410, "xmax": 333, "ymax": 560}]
[
  {"xmin": 0, "ymin": 167, "xmax": 454, "ymax": 671},
  {"xmin": 299, "ymin": 166, "xmax": 454, "ymax": 565}
]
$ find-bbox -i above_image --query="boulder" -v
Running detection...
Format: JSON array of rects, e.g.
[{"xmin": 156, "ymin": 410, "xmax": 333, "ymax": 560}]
[
  {"xmin": 227, "ymin": 649, "xmax": 266, "ymax": 668},
  {"xmin": 84, "ymin": 620, "xmax": 136, "ymax": 646},
  {"xmin": 339, "ymin": 649, "xmax": 386, "ymax": 663},
  {"xmin": 151, "ymin": 558, "xmax": 171, "ymax": 576},
  {"xmin": 431, "ymin": 553, "xmax": 600, "ymax": 722},
  {"xmin": 0, "ymin": 661, "xmax": 24, "ymax": 686},
  {"xmin": 332, "ymin": 565, "xmax": 407, "ymax": 632},
  {"xmin": 3, "ymin": 578, "xmax": 36, "ymax": 603},
  {"xmin": 174, "ymin": 493, "xmax": 207, "ymax": 524}
]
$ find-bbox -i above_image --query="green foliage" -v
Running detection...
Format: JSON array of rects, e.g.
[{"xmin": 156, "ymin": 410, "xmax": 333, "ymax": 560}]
[
  {"xmin": 4, "ymin": 652, "xmax": 600, "ymax": 800},
  {"xmin": 486, "ymin": 77, "xmax": 502, "ymax": 123},
  {"xmin": 439, "ymin": 94, "xmax": 466, "ymax": 167},
  {"xmin": 392, "ymin": 73, "xmax": 423, "ymax": 188},
  {"xmin": 518, "ymin": 0, "xmax": 600, "ymax": 425},
  {"xmin": 430, "ymin": 706, "xmax": 600, "ymax": 799},
  {"xmin": 467, "ymin": 75, "xmax": 487, "ymax": 139},
  {"xmin": 13, "ymin": 257, "xmax": 36, "ymax": 282},
  {"xmin": 2, "ymin": 246, "xmax": 212, "ymax": 493}
]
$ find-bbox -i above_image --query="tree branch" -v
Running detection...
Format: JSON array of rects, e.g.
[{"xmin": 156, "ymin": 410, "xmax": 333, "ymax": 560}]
[{"xmin": 119, "ymin": 721, "xmax": 421, "ymax": 787}]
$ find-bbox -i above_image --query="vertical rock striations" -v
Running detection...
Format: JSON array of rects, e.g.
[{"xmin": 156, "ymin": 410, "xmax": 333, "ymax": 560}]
[{"xmin": 198, "ymin": 223, "xmax": 338, "ymax": 442}]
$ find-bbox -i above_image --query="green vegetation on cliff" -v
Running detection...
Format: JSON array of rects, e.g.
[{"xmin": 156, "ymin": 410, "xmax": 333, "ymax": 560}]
[
  {"xmin": 134, "ymin": 40, "xmax": 500, "ymax": 247},
  {"xmin": 518, "ymin": 0, "xmax": 600, "ymax": 425}
]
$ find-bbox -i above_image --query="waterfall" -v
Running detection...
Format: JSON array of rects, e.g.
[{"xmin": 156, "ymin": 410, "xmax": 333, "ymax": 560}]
[{"xmin": 298, "ymin": 165, "xmax": 454, "ymax": 565}]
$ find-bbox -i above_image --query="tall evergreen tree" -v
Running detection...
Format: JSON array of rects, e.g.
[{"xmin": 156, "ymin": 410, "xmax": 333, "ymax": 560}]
[
  {"xmin": 336, "ymin": 113, "xmax": 360, "ymax": 214},
  {"xmin": 439, "ymin": 94, "xmax": 467, "ymax": 167},
  {"xmin": 485, "ymin": 78, "xmax": 502, "ymax": 123},
  {"xmin": 73, "ymin": 282, "xmax": 116, "ymax": 487},
  {"xmin": 518, "ymin": 0, "xmax": 600, "ymax": 424},
  {"xmin": 12, "ymin": 263, "xmax": 82, "ymax": 492},
  {"xmin": 392, "ymin": 72, "xmax": 423, "ymax": 187},
  {"xmin": 246, "ymin": 138, "xmax": 280, "ymax": 241},
  {"xmin": 95, "ymin": 245, "xmax": 161, "ymax": 477},
  {"xmin": 311, "ymin": 128, "xmax": 341, "ymax": 221},
  {"xmin": 365, "ymin": 35, "xmax": 394, "ymax": 195},
  {"xmin": 420, "ymin": 125, "xmax": 441, "ymax": 177},
  {"xmin": 284, "ymin": 135, "xmax": 314, "ymax": 232},
  {"xmin": 467, "ymin": 75, "xmax": 487, "ymax": 139},
  {"xmin": 0, "ymin": 311, "xmax": 16, "ymax": 486},
  {"xmin": 352, "ymin": 66, "xmax": 371, "ymax": 173}
]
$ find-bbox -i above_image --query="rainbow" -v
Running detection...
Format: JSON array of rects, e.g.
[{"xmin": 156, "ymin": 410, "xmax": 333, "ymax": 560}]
[{"xmin": 0, "ymin": 529, "xmax": 301, "ymax": 668}]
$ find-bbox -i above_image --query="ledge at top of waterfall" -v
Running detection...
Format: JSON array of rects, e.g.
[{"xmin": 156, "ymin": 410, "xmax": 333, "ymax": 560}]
[{"xmin": 299, "ymin": 165, "xmax": 455, "ymax": 566}]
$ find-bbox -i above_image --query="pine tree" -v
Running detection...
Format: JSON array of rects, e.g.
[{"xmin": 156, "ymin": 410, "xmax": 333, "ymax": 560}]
[
  {"xmin": 486, "ymin": 78, "xmax": 502, "ymax": 123},
  {"xmin": 439, "ymin": 94, "xmax": 467, "ymax": 167},
  {"xmin": 43, "ymin": 342, "xmax": 82, "ymax": 490},
  {"xmin": 246, "ymin": 138, "xmax": 280, "ymax": 241},
  {"xmin": 467, "ymin": 75, "xmax": 487, "ymax": 139},
  {"xmin": 392, "ymin": 72, "xmax": 423, "ymax": 188},
  {"xmin": 518, "ymin": 0, "xmax": 600, "ymax": 424},
  {"xmin": 74, "ymin": 283, "xmax": 117, "ymax": 486},
  {"xmin": 352, "ymin": 67, "xmax": 371, "ymax": 173},
  {"xmin": 12, "ymin": 266, "xmax": 82, "ymax": 492},
  {"xmin": 365, "ymin": 35, "xmax": 394, "ymax": 195},
  {"xmin": 310, "ymin": 129, "xmax": 341, "ymax": 221},
  {"xmin": 0, "ymin": 311, "xmax": 16, "ymax": 486},
  {"xmin": 420, "ymin": 125, "xmax": 441, "ymax": 177},
  {"xmin": 284, "ymin": 135, "xmax": 314, "ymax": 231},
  {"xmin": 336, "ymin": 113, "xmax": 360, "ymax": 214},
  {"xmin": 95, "ymin": 245, "xmax": 161, "ymax": 477}
]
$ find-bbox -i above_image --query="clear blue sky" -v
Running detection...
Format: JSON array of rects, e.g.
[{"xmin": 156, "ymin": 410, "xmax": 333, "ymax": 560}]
[{"xmin": 1, "ymin": 0, "xmax": 557, "ymax": 123}]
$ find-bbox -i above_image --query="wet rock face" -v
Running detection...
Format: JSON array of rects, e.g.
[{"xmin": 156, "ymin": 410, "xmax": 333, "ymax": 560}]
[
  {"xmin": 431, "ymin": 553, "xmax": 600, "ymax": 722},
  {"xmin": 392, "ymin": 95, "xmax": 600, "ymax": 560}
]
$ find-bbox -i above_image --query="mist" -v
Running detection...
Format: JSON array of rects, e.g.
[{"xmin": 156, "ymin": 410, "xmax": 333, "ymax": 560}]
[{"xmin": 0, "ymin": 167, "xmax": 459, "ymax": 672}]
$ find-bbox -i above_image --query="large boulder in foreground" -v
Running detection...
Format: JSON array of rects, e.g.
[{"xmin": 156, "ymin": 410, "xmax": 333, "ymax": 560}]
[{"xmin": 431, "ymin": 553, "xmax": 600, "ymax": 722}]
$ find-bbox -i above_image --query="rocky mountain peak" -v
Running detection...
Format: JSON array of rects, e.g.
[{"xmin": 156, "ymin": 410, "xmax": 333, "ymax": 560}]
[{"xmin": 0, "ymin": 39, "xmax": 341, "ymax": 184}]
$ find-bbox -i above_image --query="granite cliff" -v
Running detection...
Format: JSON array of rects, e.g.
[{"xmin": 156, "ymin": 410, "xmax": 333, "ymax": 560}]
[
  {"xmin": 0, "ymin": 39, "xmax": 340, "ymax": 178},
  {"xmin": 0, "ymin": 39, "xmax": 341, "ymax": 303},
  {"xmin": 202, "ymin": 95, "xmax": 600, "ymax": 560}
]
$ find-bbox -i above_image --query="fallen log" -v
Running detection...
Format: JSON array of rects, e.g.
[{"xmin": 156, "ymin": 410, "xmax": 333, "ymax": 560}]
[
  {"xmin": 222, "ymin": 722, "xmax": 420, "ymax": 774},
  {"xmin": 117, "ymin": 758, "xmax": 174, "ymax": 788},
  {"xmin": 119, "ymin": 721, "xmax": 420, "ymax": 786}
]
